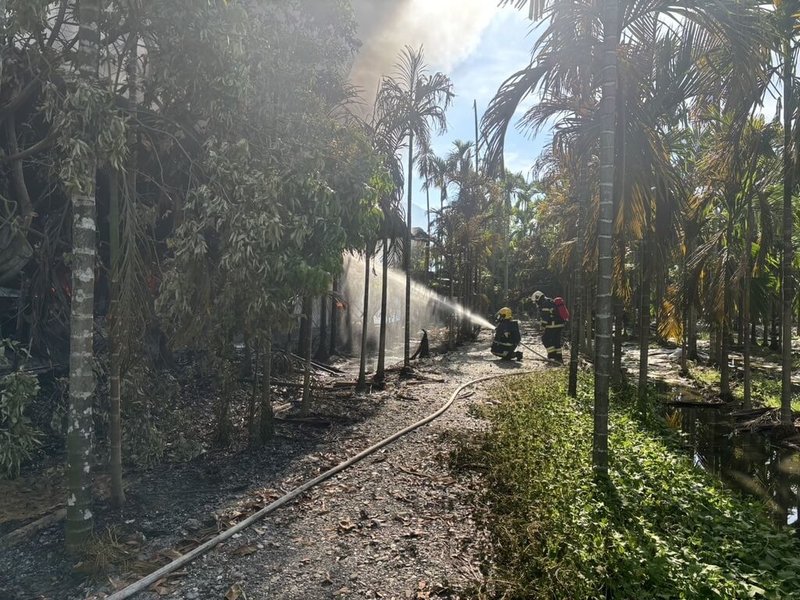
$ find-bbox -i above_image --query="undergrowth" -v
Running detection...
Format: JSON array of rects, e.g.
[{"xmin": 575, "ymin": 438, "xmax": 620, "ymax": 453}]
[{"xmin": 478, "ymin": 371, "xmax": 800, "ymax": 599}]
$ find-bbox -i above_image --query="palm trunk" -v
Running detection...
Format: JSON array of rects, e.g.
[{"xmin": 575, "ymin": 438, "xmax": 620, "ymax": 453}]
[
  {"xmin": 680, "ymin": 242, "xmax": 689, "ymax": 376},
  {"xmin": 583, "ymin": 287, "xmax": 593, "ymax": 356},
  {"xmin": 637, "ymin": 242, "xmax": 650, "ymax": 413},
  {"xmin": 248, "ymin": 342, "xmax": 259, "ymax": 444},
  {"xmin": 568, "ymin": 171, "xmax": 587, "ymax": 397},
  {"xmin": 110, "ymin": 28, "xmax": 139, "ymax": 506},
  {"xmin": 403, "ymin": 133, "xmax": 413, "ymax": 368},
  {"xmin": 503, "ymin": 171, "xmax": 510, "ymax": 301},
  {"xmin": 66, "ymin": 0, "xmax": 100, "ymax": 553},
  {"xmin": 259, "ymin": 335, "xmax": 274, "ymax": 442},
  {"xmin": 720, "ymin": 287, "xmax": 732, "ymax": 400},
  {"xmin": 613, "ymin": 238, "xmax": 626, "ymax": 385},
  {"xmin": 316, "ymin": 293, "xmax": 329, "ymax": 362},
  {"xmin": 330, "ymin": 277, "xmax": 338, "ymax": 356},
  {"xmin": 375, "ymin": 239, "xmax": 389, "ymax": 385},
  {"xmin": 743, "ymin": 199, "xmax": 754, "ymax": 408},
  {"xmin": 425, "ymin": 183, "xmax": 431, "ymax": 283},
  {"xmin": 593, "ymin": 0, "xmax": 619, "ymax": 475},
  {"xmin": 357, "ymin": 248, "xmax": 372, "ymax": 391},
  {"xmin": 109, "ymin": 172, "xmax": 124, "ymax": 509},
  {"xmin": 300, "ymin": 296, "xmax": 314, "ymax": 415},
  {"xmin": 781, "ymin": 26, "xmax": 795, "ymax": 425}
]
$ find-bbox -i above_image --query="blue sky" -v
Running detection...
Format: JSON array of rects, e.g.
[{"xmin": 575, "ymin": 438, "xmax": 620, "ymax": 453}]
[{"xmin": 407, "ymin": 7, "xmax": 545, "ymax": 229}]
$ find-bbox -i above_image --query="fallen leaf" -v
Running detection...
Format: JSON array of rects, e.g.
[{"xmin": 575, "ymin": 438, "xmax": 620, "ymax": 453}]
[
  {"xmin": 225, "ymin": 583, "xmax": 245, "ymax": 600},
  {"xmin": 231, "ymin": 544, "xmax": 258, "ymax": 557}
]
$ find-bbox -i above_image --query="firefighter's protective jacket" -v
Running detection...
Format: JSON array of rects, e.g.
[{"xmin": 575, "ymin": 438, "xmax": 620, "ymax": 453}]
[
  {"xmin": 491, "ymin": 319, "xmax": 521, "ymax": 356},
  {"xmin": 539, "ymin": 297, "xmax": 564, "ymax": 330}
]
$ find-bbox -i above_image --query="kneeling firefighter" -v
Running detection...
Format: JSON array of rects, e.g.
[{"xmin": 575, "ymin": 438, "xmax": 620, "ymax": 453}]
[
  {"xmin": 491, "ymin": 307, "xmax": 523, "ymax": 361},
  {"xmin": 531, "ymin": 290, "xmax": 568, "ymax": 363}
]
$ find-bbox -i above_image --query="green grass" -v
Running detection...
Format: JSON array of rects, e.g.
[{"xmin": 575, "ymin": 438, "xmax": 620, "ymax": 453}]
[
  {"xmin": 473, "ymin": 371, "xmax": 800, "ymax": 599},
  {"xmin": 688, "ymin": 363, "xmax": 800, "ymax": 412}
]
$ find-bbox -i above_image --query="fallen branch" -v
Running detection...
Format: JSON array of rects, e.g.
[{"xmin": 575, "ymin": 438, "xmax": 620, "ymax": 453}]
[{"xmin": 0, "ymin": 508, "xmax": 66, "ymax": 548}]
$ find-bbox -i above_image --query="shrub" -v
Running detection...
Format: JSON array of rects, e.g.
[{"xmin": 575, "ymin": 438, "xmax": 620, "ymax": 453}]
[
  {"xmin": 0, "ymin": 344, "xmax": 41, "ymax": 478},
  {"xmin": 478, "ymin": 371, "xmax": 800, "ymax": 599}
]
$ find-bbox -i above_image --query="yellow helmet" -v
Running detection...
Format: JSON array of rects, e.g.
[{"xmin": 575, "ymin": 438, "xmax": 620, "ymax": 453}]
[{"xmin": 497, "ymin": 307, "xmax": 513, "ymax": 320}]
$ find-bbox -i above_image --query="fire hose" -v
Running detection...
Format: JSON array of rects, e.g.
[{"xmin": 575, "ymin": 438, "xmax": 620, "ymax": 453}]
[{"xmin": 106, "ymin": 370, "xmax": 535, "ymax": 600}]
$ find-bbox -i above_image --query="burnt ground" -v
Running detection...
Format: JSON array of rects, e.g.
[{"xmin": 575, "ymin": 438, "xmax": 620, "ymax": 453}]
[{"xmin": 0, "ymin": 328, "xmax": 547, "ymax": 600}]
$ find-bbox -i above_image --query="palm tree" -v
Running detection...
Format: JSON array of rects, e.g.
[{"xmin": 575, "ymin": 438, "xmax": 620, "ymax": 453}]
[
  {"xmin": 66, "ymin": 0, "xmax": 101, "ymax": 552},
  {"xmin": 776, "ymin": 0, "xmax": 799, "ymax": 425},
  {"xmin": 490, "ymin": 0, "xmax": 770, "ymax": 472},
  {"xmin": 377, "ymin": 46, "xmax": 453, "ymax": 370},
  {"xmin": 418, "ymin": 142, "xmax": 438, "ymax": 281}
]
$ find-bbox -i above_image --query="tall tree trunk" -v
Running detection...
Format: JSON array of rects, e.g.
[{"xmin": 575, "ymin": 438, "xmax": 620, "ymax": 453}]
[
  {"xmin": 425, "ymin": 183, "xmax": 431, "ymax": 283},
  {"xmin": 259, "ymin": 335, "xmax": 274, "ymax": 443},
  {"xmin": 613, "ymin": 238, "xmax": 625, "ymax": 386},
  {"xmin": 109, "ymin": 171, "xmax": 124, "ymax": 509},
  {"xmin": 688, "ymin": 304, "xmax": 698, "ymax": 360},
  {"xmin": 720, "ymin": 287, "xmax": 732, "ymax": 401},
  {"xmin": 583, "ymin": 287, "xmax": 593, "ymax": 357},
  {"xmin": 248, "ymin": 342, "xmax": 259, "ymax": 444},
  {"xmin": 375, "ymin": 239, "xmax": 389, "ymax": 385},
  {"xmin": 300, "ymin": 296, "xmax": 314, "ymax": 415},
  {"xmin": 593, "ymin": 0, "xmax": 619, "ymax": 475},
  {"xmin": 316, "ymin": 292, "xmax": 329, "ymax": 362},
  {"xmin": 568, "ymin": 171, "xmax": 586, "ymax": 398},
  {"xmin": 357, "ymin": 248, "xmax": 372, "ymax": 391},
  {"xmin": 503, "ymin": 169, "xmax": 510, "ymax": 301},
  {"xmin": 743, "ymin": 199, "xmax": 754, "ymax": 408},
  {"xmin": 771, "ymin": 296, "xmax": 780, "ymax": 350},
  {"xmin": 781, "ymin": 21, "xmax": 795, "ymax": 425},
  {"xmin": 66, "ymin": 0, "xmax": 100, "ymax": 553},
  {"xmin": 330, "ymin": 277, "xmax": 338, "ymax": 356},
  {"xmin": 637, "ymin": 243, "xmax": 650, "ymax": 413},
  {"xmin": 109, "ymin": 27, "xmax": 138, "ymax": 508},
  {"xmin": 403, "ymin": 134, "xmax": 413, "ymax": 369}
]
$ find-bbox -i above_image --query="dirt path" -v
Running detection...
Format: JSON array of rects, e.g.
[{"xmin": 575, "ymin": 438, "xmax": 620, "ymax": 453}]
[{"xmin": 1, "ymin": 328, "xmax": 543, "ymax": 600}]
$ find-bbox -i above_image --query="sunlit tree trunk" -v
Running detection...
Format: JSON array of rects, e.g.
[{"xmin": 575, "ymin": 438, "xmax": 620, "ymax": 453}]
[
  {"xmin": 375, "ymin": 238, "xmax": 389, "ymax": 385},
  {"xmin": 781, "ymin": 16, "xmax": 795, "ymax": 425},
  {"xmin": 404, "ymin": 131, "xmax": 413, "ymax": 369},
  {"xmin": 300, "ymin": 295, "xmax": 314, "ymax": 415},
  {"xmin": 66, "ymin": 0, "xmax": 100, "ymax": 553},
  {"xmin": 720, "ymin": 312, "xmax": 731, "ymax": 399},
  {"xmin": 593, "ymin": 0, "xmax": 619, "ymax": 475},
  {"xmin": 568, "ymin": 169, "xmax": 586, "ymax": 397},
  {"xmin": 425, "ymin": 183, "xmax": 431, "ymax": 283},
  {"xmin": 613, "ymin": 237, "xmax": 626, "ymax": 386},
  {"xmin": 330, "ymin": 276, "xmax": 338, "ymax": 356},
  {"xmin": 357, "ymin": 247, "xmax": 372, "ymax": 391}
]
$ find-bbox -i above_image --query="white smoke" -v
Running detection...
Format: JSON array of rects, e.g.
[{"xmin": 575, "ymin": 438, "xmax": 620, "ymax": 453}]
[{"xmin": 350, "ymin": 0, "xmax": 499, "ymax": 103}]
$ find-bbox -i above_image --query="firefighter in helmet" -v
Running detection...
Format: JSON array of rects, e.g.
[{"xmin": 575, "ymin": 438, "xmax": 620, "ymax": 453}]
[
  {"xmin": 531, "ymin": 290, "xmax": 566, "ymax": 363},
  {"xmin": 491, "ymin": 307, "xmax": 523, "ymax": 361}
]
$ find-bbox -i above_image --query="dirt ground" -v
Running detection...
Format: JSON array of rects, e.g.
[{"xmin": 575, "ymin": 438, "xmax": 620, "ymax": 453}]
[{"xmin": 0, "ymin": 327, "xmax": 547, "ymax": 600}]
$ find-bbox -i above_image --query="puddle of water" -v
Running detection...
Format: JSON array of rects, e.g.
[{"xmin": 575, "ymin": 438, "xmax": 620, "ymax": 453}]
[{"xmin": 662, "ymin": 391, "xmax": 800, "ymax": 529}]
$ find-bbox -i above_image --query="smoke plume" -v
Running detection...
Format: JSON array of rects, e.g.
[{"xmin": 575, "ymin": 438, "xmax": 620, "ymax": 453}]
[{"xmin": 350, "ymin": 0, "xmax": 498, "ymax": 104}]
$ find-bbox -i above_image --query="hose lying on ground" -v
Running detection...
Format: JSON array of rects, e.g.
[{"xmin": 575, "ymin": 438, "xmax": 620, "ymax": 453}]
[{"xmin": 106, "ymin": 370, "xmax": 534, "ymax": 600}]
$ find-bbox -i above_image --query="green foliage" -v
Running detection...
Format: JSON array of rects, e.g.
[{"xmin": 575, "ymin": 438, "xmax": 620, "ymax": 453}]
[
  {"xmin": 121, "ymin": 364, "xmax": 197, "ymax": 469},
  {"xmin": 43, "ymin": 80, "xmax": 128, "ymax": 193},
  {"xmin": 0, "ymin": 341, "xmax": 41, "ymax": 479},
  {"xmin": 478, "ymin": 371, "xmax": 800, "ymax": 599}
]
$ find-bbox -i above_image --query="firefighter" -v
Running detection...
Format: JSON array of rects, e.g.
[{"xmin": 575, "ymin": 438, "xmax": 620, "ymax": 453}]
[
  {"xmin": 531, "ymin": 290, "xmax": 566, "ymax": 363},
  {"xmin": 491, "ymin": 307, "xmax": 523, "ymax": 361}
]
